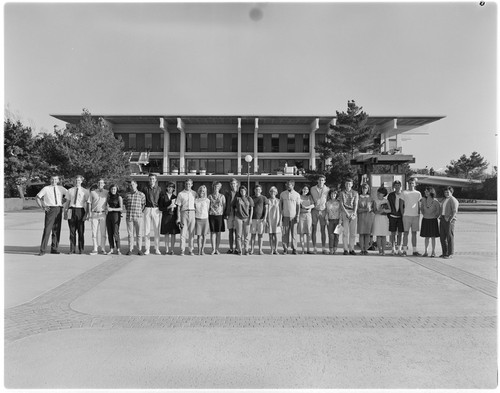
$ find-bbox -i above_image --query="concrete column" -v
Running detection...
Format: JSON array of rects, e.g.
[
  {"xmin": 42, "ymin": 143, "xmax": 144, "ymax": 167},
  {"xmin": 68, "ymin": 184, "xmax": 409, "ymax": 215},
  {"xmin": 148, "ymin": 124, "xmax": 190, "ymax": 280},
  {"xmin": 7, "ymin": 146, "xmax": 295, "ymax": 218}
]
[
  {"xmin": 237, "ymin": 118, "xmax": 242, "ymax": 175},
  {"xmin": 160, "ymin": 118, "xmax": 169, "ymax": 174},
  {"xmin": 177, "ymin": 117, "xmax": 185, "ymax": 174},
  {"xmin": 310, "ymin": 118, "xmax": 319, "ymax": 170},
  {"xmin": 254, "ymin": 117, "xmax": 259, "ymax": 173}
]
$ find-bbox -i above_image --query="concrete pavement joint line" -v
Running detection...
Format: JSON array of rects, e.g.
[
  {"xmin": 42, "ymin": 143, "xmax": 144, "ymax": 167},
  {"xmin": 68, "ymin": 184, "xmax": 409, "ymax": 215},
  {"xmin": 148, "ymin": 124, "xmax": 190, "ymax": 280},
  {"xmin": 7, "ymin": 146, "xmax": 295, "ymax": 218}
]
[
  {"xmin": 405, "ymin": 257, "xmax": 497, "ymax": 298},
  {"xmin": 4, "ymin": 255, "xmax": 497, "ymax": 344}
]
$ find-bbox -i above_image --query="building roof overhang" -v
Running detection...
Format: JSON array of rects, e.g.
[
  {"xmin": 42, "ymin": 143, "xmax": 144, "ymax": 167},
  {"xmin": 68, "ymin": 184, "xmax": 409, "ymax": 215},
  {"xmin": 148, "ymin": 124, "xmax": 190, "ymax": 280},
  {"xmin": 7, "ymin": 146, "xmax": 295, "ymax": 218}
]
[
  {"xmin": 50, "ymin": 114, "xmax": 445, "ymax": 128},
  {"xmin": 415, "ymin": 175, "xmax": 483, "ymax": 188}
]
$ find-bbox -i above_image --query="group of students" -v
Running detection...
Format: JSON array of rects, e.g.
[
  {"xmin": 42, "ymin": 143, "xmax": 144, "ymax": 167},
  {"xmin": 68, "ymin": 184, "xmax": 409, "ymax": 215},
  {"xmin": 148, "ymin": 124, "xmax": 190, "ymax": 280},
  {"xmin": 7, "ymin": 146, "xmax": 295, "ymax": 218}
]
[{"xmin": 36, "ymin": 174, "xmax": 459, "ymax": 259}]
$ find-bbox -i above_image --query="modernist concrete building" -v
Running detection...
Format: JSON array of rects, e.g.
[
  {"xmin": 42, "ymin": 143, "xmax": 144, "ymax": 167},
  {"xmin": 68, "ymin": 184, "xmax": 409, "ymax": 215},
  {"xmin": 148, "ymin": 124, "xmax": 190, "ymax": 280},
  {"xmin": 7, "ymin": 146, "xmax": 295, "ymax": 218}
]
[{"xmin": 51, "ymin": 114, "xmax": 444, "ymax": 192}]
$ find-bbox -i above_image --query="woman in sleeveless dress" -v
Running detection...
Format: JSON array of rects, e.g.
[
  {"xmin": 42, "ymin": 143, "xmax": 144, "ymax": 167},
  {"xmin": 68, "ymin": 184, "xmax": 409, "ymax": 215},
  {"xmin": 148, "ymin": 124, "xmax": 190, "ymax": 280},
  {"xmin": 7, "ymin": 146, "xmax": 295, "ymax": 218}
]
[
  {"xmin": 106, "ymin": 184, "xmax": 123, "ymax": 255},
  {"xmin": 159, "ymin": 181, "xmax": 180, "ymax": 255}
]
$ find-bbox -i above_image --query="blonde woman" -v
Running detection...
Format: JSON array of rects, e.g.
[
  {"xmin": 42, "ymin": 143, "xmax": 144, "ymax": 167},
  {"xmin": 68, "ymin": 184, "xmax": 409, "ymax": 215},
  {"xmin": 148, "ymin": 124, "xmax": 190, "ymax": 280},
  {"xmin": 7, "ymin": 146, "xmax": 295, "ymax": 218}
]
[
  {"xmin": 194, "ymin": 185, "xmax": 210, "ymax": 255},
  {"xmin": 267, "ymin": 186, "xmax": 281, "ymax": 255}
]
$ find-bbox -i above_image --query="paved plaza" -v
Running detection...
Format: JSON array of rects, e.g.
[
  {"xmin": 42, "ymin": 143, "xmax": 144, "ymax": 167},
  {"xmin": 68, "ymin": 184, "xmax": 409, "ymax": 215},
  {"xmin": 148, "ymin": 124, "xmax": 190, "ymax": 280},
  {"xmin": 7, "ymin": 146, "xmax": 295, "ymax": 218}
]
[{"xmin": 3, "ymin": 209, "xmax": 498, "ymax": 389}]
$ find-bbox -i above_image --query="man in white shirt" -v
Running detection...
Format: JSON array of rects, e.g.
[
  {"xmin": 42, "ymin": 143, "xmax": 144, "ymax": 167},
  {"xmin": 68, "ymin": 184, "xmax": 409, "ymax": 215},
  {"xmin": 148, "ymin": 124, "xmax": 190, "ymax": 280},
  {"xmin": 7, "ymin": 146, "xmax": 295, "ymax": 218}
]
[
  {"xmin": 279, "ymin": 180, "xmax": 301, "ymax": 254},
  {"xmin": 310, "ymin": 175, "xmax": 330, "ymax": 254},
  {"xmin": 88, "ymin": 179, "xmax": 109, "ymax": 255},
  {"xmin": 64, "ymin": 175, "xmax": 90, "ymax": 254},
  {"xmin": 36, "ymin": 175, "xmax": 68, "ymax": 255},
  {"xmin": 176, "ymin": 179, "xmax": 197, "ymax": 256},
  {"xmin": 402, "ymin": 178, "xmax": 422, "ymax": 256}
]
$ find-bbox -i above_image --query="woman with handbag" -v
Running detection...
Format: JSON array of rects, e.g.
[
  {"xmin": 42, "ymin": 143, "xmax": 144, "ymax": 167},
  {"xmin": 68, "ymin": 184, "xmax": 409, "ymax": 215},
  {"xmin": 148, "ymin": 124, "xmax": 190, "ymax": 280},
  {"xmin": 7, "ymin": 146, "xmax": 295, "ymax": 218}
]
[{"xmin": 326, "ymin": 188, "xmax": 341, "ymax": 255}]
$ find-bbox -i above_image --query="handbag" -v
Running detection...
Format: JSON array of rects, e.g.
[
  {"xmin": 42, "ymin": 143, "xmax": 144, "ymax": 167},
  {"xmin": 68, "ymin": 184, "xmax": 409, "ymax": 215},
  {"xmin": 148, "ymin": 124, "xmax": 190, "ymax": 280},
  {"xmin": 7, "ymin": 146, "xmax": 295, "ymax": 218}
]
[
  {"xmin": 334, "ymin": 223, "xmax": 343, "ymax": 236},
  {"xmin": 276, "ymin": 225, "xmax": 282, "ymax": 234}
]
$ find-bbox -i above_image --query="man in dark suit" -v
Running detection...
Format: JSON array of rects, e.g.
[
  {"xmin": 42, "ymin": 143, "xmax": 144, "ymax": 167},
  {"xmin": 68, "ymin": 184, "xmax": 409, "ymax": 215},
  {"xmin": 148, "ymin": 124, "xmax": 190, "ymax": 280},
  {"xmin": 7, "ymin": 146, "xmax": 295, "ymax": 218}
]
[
  {"xmin": 223, "ymin": 178, "xmax": 239, "ymax": 253},
  {"xmin": 439, "ymin": 186, "xmax": 459, "ymax": 259}
]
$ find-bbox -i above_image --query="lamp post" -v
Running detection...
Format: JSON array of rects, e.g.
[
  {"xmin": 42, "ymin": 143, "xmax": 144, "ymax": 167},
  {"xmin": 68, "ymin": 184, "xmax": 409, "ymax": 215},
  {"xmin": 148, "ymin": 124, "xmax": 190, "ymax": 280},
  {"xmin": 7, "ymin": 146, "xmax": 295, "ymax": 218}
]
[{"xmin": 245, "ymin": 155, "xmax": 253, "ymax": 192}]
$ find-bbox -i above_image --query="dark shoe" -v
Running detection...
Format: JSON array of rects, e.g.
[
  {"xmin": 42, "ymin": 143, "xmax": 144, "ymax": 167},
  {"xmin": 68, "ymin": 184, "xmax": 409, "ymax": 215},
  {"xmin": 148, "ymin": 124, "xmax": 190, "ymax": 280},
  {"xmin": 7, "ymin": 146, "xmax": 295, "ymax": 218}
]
[
  {"xmin": 227, "ymin": 249, "xmax": 233, "ymax": 254},
  {"xmin": 412, "ymin": 251, "xmax": 421, "ymax": 256},
  {"xmin": 67, "ymin": 251, "xmax": 74, "ymax": 255},
  {"xmin": 38, "ymin": 251, "xmax": 45, "ymax": 256},
  {"xmin": 50, "ymin": 250, "xmax": 60, "ymax": 255},
  {"xmin": 343, "ymin": 250, "xmax": 349, "ymax": 255},
  {"xmin": 126, "ymin": 250, "xmax": 133, "ymax": 256},
  {"xmin": 137, "ymin": 251, "xmax": 144, "ymax": 256},
  {"xmin": 349, "ymin": 250, "xmax": 356, "ymax": 255}
]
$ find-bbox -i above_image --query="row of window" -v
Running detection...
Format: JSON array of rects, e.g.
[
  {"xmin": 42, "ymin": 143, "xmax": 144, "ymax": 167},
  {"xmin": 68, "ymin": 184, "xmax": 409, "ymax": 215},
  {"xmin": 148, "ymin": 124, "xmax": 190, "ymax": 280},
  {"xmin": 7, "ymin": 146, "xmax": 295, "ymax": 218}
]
[
  {"xmin": 116, "ymin": 132, "xmax": 326, "ymax": 153},
  {"xmin": 166, "ymin": 158, "xmax": 315, "ymax": 173}
]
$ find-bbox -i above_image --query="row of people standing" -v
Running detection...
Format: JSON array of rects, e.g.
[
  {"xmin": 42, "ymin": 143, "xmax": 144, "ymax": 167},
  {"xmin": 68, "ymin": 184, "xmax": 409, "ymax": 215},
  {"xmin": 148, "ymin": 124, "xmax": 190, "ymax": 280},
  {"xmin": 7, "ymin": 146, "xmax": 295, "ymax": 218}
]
[{"xmin": 36, "ymin": 174, "xmax": 458, "ymax": 258}]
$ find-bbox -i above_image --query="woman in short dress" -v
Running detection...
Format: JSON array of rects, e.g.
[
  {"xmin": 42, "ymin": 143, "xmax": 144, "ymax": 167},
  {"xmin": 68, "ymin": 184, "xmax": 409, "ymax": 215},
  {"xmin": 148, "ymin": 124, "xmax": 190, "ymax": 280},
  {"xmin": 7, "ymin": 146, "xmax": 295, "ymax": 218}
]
[
  {"xmin": 357, "ymin": 183, "xmax": 374, "ymax": 255},
  {"xmin": 372, "ymin": 187, "xmax": 391, "ymax": 255},
  {"xmin": 194, "ymin": 185, "xmax": 211, "ymax": 255},
  {"xmin": 325, "ymin": 188, "xmax": 341, "ymax": 255},
  {"xmin": 298, "ymin": 185, "xmax": 314, "ymax": 254},
  {"xmin": 208, "ymin": 181, "xmax": 226, "ymax": 255},
  {"xmin": 106, "ymin": 184, "xmax": 123, "ymax": 255},
  {"xmin": 159, "ymin": 181, "xmax": 180, "ymax": 255},
  {"xmin": 420, "ymin": 186, "xmax": 441, "ymax": 257},
  {"xmin": 267, "ymin": 186, "xmax": 281, "ymax": 255}
]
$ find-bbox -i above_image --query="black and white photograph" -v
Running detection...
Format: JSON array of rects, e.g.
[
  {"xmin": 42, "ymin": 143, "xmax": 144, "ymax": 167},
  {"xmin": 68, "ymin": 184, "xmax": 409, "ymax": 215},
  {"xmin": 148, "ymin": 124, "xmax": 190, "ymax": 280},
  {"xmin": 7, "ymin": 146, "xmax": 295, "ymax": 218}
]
[{"xmin": 3, "ymin": 1, "xmax": 497, "ymax": 390}]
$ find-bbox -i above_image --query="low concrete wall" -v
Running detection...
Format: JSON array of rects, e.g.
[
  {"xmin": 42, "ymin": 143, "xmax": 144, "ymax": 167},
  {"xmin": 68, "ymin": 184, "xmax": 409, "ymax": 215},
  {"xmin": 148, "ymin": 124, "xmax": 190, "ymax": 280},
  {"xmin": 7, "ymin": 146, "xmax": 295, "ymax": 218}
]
[{"xmin": 4, "ymin": 198, "xmax": 24, "ymax": 212}]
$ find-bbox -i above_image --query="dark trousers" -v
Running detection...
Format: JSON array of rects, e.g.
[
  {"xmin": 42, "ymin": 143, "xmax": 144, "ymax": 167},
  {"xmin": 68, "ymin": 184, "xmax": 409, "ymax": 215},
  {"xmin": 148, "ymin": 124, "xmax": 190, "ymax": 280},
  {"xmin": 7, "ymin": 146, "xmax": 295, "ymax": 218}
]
[
  {"xmin": 40, "ymin": 206, "xmax": 63, "ymax": 252},
  {"xmin": 68, "ymin": 208, "xmax": 86, "ymax": 252},
  {"xmin": 106, "ymin": 212, "xmax": 121, "ymax": 249},
  {"xmin": 439, "ymin": 218, "xmax": 455, "ymax": 256}
]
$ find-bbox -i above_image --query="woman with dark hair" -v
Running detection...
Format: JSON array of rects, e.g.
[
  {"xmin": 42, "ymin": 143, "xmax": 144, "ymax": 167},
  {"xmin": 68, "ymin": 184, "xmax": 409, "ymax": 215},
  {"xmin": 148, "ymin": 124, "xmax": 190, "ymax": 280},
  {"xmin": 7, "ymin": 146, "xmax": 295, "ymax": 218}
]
[
  {"xmin": 298, "ymin": 185, "xmax": 314, "ymax": 254},
  {"xmin": 325, "ymin": 188, "xmax": 341, "ymax": 255},
  {"xmin": 106, "ymin": 184, "xmax": 123, "ymax": 255},
  {"xmin": 159, "ymin": 181, "xmax": 180, "ymax": 255},
  {"xmin": 420, "ymin": 186, "xmax": 441, "ymax": 257},
  {"xmin": 357, "ymin": 183, "xmax": 374, "ymax": 255},
  {"xmin": 372, "ymin": 186, "xmax": 391, "ymax": 255},
  {"xmin": 231, "ymin": 185, "xmax": 254, "ymax": 255},
  {"xmin": 208, "ymin": 181, "xmax": 226, "ymax": 255}
]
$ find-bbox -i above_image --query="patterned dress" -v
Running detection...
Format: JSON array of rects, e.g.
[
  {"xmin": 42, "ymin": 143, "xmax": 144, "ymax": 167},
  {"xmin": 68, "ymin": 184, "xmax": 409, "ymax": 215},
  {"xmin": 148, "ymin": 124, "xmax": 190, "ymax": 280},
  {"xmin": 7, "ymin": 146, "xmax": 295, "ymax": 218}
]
[{"xmin": 267, "ymin": 198, "xmax": 281, "ymax": 234}]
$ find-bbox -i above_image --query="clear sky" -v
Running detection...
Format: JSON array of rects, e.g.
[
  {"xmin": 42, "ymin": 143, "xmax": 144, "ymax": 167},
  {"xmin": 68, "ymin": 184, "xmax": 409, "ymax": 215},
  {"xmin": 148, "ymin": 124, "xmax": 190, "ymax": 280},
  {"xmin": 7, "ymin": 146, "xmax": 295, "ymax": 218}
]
[{"xmin": 4, "ymin": 2, "xmax": 497, "ymax": 172}]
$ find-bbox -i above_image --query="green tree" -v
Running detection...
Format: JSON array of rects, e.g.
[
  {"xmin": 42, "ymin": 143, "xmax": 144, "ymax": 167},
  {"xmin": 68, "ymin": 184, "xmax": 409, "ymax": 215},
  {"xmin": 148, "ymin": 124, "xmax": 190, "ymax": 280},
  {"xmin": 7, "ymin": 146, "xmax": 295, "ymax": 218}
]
[
  {"xmin": 309, "ymin": 100, "xmax": 379, "ymax": 187},
  {"xmin": 317, "ymin": 100, "xmax": 379, "ymax": 159},
  {"xmin": 445, "ymin": 151, "xmax": 489, "ymax": 179},
  {"xmin": 38, "ymin": 109, "xmax": 130, "ymax": 186},
  {"xmin": 3, "ymin": 119, "xmax": 43, "ymax": 198}
]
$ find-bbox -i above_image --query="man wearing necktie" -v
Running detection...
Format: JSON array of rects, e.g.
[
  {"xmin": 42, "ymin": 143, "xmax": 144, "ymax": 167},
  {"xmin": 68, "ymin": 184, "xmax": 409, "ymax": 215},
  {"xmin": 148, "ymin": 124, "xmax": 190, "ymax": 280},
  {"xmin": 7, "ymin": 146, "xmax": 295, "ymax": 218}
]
[
  {"xmin": 36, "ymin": 175, "xmax": 68, "ymax": 255},
  {"xmin": 64, "ymin": 175, "xmax": 90, "ymax": 254}
]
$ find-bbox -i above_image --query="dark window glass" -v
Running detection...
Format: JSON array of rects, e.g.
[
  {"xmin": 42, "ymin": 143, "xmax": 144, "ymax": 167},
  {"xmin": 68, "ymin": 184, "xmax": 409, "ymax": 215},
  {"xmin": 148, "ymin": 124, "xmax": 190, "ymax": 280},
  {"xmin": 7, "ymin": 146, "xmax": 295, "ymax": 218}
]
[
  {"xmin": 145, "ymin": 134, "xmax": 152, "ymax": 150},
  {"xmin": 129, "ymin": 134, "xmax": 137, "ymax": 150},
  {"xmin": 200, "ymin": 133, "xmax": 208, "ymax": 152},
  {"xmin": 287, "ymin": 134, "xmax": 295, "ymax": 153},
  {"xmin": 216, "ymin": 134, "xmax": 224, "ymax": 152},
  {"xmin": 186, "ymin": 134, "xmax": 193, "ymax": 152},
  {"xmin": 303, "ymin": 134, "xmax": 310, "ymax": 152},
  {"xmin": 231, "ymin": 134, "xmax": 238, "ymax": 152},
  {"xmin": 271, "ymin": 134, "xmax": 279, "ymax": 153},
  {"xmin": 216, "ymin": 159, "xmax": 224, "ymax": 174},
  {"xmin": 258, "ymin": 134, "xmax": 264, "ymax": 153}
]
